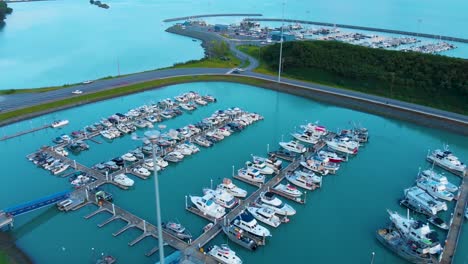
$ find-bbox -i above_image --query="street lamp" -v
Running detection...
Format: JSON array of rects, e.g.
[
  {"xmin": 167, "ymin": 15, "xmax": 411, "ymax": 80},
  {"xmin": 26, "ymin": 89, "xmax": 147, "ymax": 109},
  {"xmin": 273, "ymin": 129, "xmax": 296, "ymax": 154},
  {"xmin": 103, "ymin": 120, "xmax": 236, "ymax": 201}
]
[{"xmin": 132, "ymin": 129, "xmax": 165, "ymax": 264}]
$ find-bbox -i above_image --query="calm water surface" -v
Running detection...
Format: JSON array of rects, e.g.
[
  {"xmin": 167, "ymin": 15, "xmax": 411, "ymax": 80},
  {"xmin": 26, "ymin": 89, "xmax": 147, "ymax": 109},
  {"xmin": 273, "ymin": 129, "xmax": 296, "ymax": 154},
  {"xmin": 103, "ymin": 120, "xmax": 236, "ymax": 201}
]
[
  {"xmin": 0, "ymin": 82, "xmax": 467, "ymax": 263},
  {"xmin": 1, "ymin": 0, "xmax": 468, "ymax": 89}
]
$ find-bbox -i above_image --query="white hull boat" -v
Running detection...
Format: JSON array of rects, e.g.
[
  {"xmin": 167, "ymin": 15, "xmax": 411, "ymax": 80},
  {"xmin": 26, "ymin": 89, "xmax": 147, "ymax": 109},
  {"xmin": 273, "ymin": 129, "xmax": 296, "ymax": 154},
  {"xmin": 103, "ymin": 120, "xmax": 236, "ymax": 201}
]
[
  {"xmin": 416, "ymin": 178, "xmax": 454, "ymax": 202},
  {"xmin": 279, "ymin": 141, "xmax": 307, "ymax": 154},
  {"xmin": 217, "ymin": 178, "xmax": 247, "ymax": 198},
  {"xmin": 419, "ymin": 169, "xmax": 458, "ymax": 193},
  {"xmin": 233, "ymin": 211, "xmax": 271, "ymax": 237},
  {"xmin": 190, "ymin": 195, "xmax": 226, "ymax": 219},
  {"xmin": 113, "ymin": 174, "xmax": 134, "ymax": 187},
  {"xmin": 237, "ymin": 168, "xmax": 265, "ymax": 183},
  {"xmin": 256, "ymin": 192, "xmax": 296, "ymax": 216},
  {"xmin": 208, "ymin": 245, "xmax": 243, "ymax": 264},
  {"xmin": 203, "ymin": 188, "xmax": 238, "ymax": 209},
  {"xmin": 246, "ymin": 161, "xmax": 274, "ymax": 175},
  {"xmin": 274, "ymin": 184, "xmax": 302, "ymax": 197},
  {"xmin": 247, "ymin": 206, "xmax": 281, "ymax": 228}
]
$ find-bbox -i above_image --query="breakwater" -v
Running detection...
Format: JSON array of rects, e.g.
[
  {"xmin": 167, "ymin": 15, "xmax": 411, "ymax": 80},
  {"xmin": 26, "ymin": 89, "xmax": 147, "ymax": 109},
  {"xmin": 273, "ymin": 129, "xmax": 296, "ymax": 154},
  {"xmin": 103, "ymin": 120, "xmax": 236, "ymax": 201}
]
[
  {"xmin": 163, "ymin": 13, "xmax": 262, "ymax": 22},
  {"xmin": 244, "ymin": 18, "xmax": 468, "ymax": 44}
]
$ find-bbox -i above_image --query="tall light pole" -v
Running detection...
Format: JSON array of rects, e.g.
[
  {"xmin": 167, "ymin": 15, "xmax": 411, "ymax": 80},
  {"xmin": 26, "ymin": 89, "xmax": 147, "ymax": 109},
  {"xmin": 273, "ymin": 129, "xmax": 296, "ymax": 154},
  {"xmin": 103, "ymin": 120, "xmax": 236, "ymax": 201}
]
[
  {"xmin": 277, "ymin": 1, "xmax": 285, "ymax": 83},
  {"xmin": 132, "ymin": 130, "xmax": 165, "ymax": 264}
]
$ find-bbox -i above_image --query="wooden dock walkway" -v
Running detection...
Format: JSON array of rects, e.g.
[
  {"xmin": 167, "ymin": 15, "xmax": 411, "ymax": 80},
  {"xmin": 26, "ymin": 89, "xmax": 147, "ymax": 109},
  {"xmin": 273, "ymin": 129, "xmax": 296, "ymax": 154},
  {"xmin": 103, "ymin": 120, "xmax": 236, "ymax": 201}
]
[
  {"xmin": 163, "ymin": 13, "xmax": 262, "ymax": 22},
  {"xmin": 0, "ymin": 124, "xmax": 51, "ymax": 141},
  {"xmin": 440, "ymin": 176, "xmax": 467, "ymax": 264}
]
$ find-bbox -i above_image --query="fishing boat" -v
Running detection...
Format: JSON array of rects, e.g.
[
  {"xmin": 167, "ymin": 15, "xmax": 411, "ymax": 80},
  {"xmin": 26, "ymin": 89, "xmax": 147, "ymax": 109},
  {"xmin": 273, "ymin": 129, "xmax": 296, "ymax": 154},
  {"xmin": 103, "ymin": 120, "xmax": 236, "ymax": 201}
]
[
  {"xmin": 246, "ymin": 206, "xmax": 281, "ymax": 228},
  {"xmin": 274, "ymin": 184, "xmax": 303, "ymax": 198},
  {"xmin": 404, "ymin": 186, "xmax": 447, "ymax": 215},
  {"xmin": 203, "ymin": 188, "xmax": 238, "ymax": 209},
  {"xmin": 326, "ymin": 137, "xmax": 359, "ymax": 155},
  {"xmin": 190, "ymin": 194, "xmax": 226, "ymax": 219},
  {"xmin": 121, "ymin": 153, "xmax": 137, "ymax": 162},
  {"xmin": 256, "ymin": 192, "xmax": 296, "ymax": 216},
  {"xmin": 246, "ymin": 161, "xmax": 274, "ymax": 175},
  {"xmin": 376, "ymin": 227, "xmax": 436, "ymax": 264},
  {"xmin": 300, "ymin": 159, "xmax": 329, "ymax": 175},
  {"xmin": 279, "ymin": 141, "xmax": 307, "ymax": 154},
  {"xmin": 426, "ymin": 216, "xmax": 449, "ymax": 230},
  {"xmin": 252, "ymin": 155, "xmax": 282, "ymax": 170},
  {"xmin": 286, "ymin": 172, "xmax": 319, "ymax": 190},
  {"xmin": 217, "ymin": 178, "xmax": 247, "ymax": 198},
  {"xmin": 132, "ymin": 166, "xmax": 151, "ymax": 177},
  {"xmin": 51, "ymin": 120, "xmax": 69, "ymax": 128},
  {"xmin": 290, "ymin": 131, "xmax": 320, "ymax": 144},
  {"xmin": 162, "ymin": 221, "xmax": 192, "ymax": 240},
  {"xmin": 113, "ymin": 174, "xmax": 134, "ymax": 187},
  {"xmin": 419, "ymin": 169, "xmax": 459, "ymax": 193},
  {"xmin": 208, "ymin": 244, "xmax": 243, "ymax": 264},
  {"xmin": 388, "ymin": 209, "xmax": 442, "ymax": 255},
  {"xmin": 233, "ymin": 211, "xmax": 271, "ymax": 237},
  {"xmin": 416, "ymin": 178, "xmax": 454, "ymax": 201},
  {"xmin": 237, "ymin": 168, "xmax": 265, "ymax": 183},
  {"xmin": 426, "ymin": 147, "xmax": 466, "ymax": 175},
  {"xmin": 222, "ymin": 225, "xmax": 258, "ymax": 251}
]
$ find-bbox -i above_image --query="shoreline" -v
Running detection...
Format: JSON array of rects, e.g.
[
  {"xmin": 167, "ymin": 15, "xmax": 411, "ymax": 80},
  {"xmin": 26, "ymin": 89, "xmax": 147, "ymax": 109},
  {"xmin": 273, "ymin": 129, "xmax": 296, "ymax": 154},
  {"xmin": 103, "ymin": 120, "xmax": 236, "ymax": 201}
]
[
  {"xmin": 0, "ymin": 74, "xmax": 467, "ymax": 136},
  {"xmin": 0, "ymin": 233, "xmax": 33, "ymax": 264}
]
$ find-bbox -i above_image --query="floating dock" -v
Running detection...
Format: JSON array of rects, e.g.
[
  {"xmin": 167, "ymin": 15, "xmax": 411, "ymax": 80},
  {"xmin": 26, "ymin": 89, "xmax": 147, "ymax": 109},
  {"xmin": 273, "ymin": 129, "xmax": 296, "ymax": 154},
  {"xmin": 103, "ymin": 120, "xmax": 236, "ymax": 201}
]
[{"xmin": 0, "ymin": 124, "xmax": 51, "ymax": 141}]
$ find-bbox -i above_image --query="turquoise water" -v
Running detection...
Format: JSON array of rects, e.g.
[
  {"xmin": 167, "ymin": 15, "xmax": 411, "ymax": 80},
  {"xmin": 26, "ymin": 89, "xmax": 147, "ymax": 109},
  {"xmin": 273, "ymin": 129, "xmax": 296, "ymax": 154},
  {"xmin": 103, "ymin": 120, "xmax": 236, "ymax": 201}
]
[
  {"xmin": 1, "ymin": 0, "xmax": 468, "ymax": 89},
  {"xmin": 1, "ymin": 82, "xmax": 467, "ymax": 263}
]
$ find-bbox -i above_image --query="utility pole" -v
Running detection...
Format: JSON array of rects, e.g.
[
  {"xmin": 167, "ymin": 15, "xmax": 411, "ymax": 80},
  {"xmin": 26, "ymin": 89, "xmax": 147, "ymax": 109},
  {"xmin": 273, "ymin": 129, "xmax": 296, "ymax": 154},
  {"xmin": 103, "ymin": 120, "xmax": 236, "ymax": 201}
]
[{"xmin": 277, "ymin": 1, "xmax": 285, "ymax": 83}]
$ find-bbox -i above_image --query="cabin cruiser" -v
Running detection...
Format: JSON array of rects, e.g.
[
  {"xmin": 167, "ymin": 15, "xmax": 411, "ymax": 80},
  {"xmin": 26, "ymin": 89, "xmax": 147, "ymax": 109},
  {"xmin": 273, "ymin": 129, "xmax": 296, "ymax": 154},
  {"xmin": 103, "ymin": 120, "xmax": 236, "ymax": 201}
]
[
  {"xmin": 286, "ymin": 171, "xmax": 319, "ymax": 190},
  {"xmin": 54, "ymin": 147, "xmax": 69, "ymax": 157},
  {"xmin": 116, "ymin": 124, "xmax": 131, "ymax": 134},
  {"xmin": 113, "ymin": 174, "xmax": 134, "ymax": 187},
  {"xmin": 217, "ymin": 178, "xmax": 247, "ymax": 198},
  {"xmin": 190, "ymin": 194, "xmax": 226, "ymax": 219},
  {"xmin": 162, "ymin": 221, "xmax": 192, "ymax": 240},
  {"xmin": 252, "ymin": 155, "xmax": 282, "ymax": 170},
  {"xmin": 175, "ymin": 144, "xmax": 192, "ymax": 156},
  {"xmin": 60, "ymin": 134, "xmax": 72, "ymax": 142},
  {"xmin": 184, "ymin": 143, "xmax": 200, "ymax": 154},
  {"xmin": 194, "ymin": 136, "xmax": 212, "ymax": 147},
  {"xmin": 426, "ymin": 148, "xmax": 466, "ymax": 175},
  {"xmin": 208, "ymin": 244, "xmax": 243, "ymax": 264},
  {"xmin": 290, "ymin": 131, "xmax": 320, "ymax": 144},
  {"xmin": 416, "ymin": 178, "xmax": 454, "ymax": 201},
  {"xmin": 317, "ymin": 150, "xmax": 346, "ymax": 163},
  {"xmin": 404, "ymin": 186, "xmax": 447, "ymax": 215},
  {"xmin": 52, "ymin": 164, "xmax": 70, "ymax": 175},
  {"xmin": 279, "ymin": 141, "xmax": 307, "ymax": 154},
  {"xmin": 419, "ymin": 169, "xmax": 458, "ymax": 193},
  {"xmin": 247, "ymin": 206, "xmax": 281, "ymax": 228},
  {"xmin": 100, "ymin": 130, "xmax": 115, "ymax": 140},
  {"xmin": 387, "ymin": 210, "xmax": 442, "ymax": 255},
  {"xmin": 222, "ymin": 225, "xmax": 258, "ymax": 251},
  {"xmin": 51, "ymin": 119, "xmax": 69, "ymax": 128},
  {"xmin": 142, "ymin": 160, "xmax": 161, "ymax": 172},
  {"xmin": 268, "ymin": 150, "xmax": 297, "ymax": 162},
  {"xmin": 300, "ymin": 159, "xmax": 329, "ymax": 175},
  {"xmin": 426, "ymin": 216, "xmax": 449, "ymax": 230},
  {"xmin": 237, "ymin": 168, "xmax": 265, "ymax": 183},
  {"xmin": 326, "ymin": 137, "xmax": 359, "ymax": 155},
  {"xmin": 164, "ymin": 152, "xmax": 184, "ymax": 162},
  {"xmin": 246, "ymin": 161, "xmax": 274, "ymax": 175},
  {"xmin": 195, "ymin": 98, "xmax": 207, "ymax": 106},
  {"xmin": 132, "ymin": 166, "xmax": 151, "ymax": 177},
  {"xmin": 256, "ymin": 192, "xmax": 296, "ymax": 216},
  {"xmin": 309, "ymin": 155, "xmax": 340, "ymax": 174},
  {"xmin": 274, "ymin": 184, "xmax": 302, "ymax": 198},
  {"xmin": 376, "ymin": 227, "xmax": 436, "ymax": 264},
  {"xmin": 301, "ymin": 123, "xmax": 327, "ymax": 136},
  {"xmin": 217, "ymin": 128, "xmax": 231, "ymax": 137},
  {"xmin": 203, "ymin": 188, "xmax": 238, "ymax": 209},
  {"xmin": 121, "ymin": 153, "xmax": 137, "ymax": 162},
  {"xmin": 155, "ymin": 157, "xmax": 169, "ymax": 168},
  {"xmin": 233, "ymin": 211, "xmax": 271, "ymax": 237}
]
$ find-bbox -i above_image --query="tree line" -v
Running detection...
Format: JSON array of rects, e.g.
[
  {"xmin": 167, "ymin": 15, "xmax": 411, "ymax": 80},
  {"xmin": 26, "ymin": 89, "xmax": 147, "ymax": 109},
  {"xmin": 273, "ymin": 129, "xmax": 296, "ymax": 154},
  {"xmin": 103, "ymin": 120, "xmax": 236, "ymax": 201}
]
[
  {"xmin": 259, "ymin": 41, "xmax": 468, "ymax": 114},
  {"xmin": 0, "ymin": 2, "xmax": 13, "ymax": 23}
]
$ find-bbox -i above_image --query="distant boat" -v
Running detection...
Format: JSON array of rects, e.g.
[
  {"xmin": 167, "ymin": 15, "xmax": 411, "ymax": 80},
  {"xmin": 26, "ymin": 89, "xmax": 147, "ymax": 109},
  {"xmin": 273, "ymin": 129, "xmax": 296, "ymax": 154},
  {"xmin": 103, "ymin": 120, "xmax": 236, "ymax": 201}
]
[{"xmin": 51, "ymin": 120, "xmax": 69, "ymax": 128}]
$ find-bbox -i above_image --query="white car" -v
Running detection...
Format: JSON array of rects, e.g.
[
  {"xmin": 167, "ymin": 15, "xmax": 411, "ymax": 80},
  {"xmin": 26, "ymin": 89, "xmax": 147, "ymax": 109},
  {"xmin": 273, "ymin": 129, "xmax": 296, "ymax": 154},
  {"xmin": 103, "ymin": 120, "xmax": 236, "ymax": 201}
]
[
  {"xmin": 72, "ymin": 90, "xmax": 83, "ymax": 94},
  {"xmin": 82, "ymin": 80, "xmax": 94, "ymax": 84}
]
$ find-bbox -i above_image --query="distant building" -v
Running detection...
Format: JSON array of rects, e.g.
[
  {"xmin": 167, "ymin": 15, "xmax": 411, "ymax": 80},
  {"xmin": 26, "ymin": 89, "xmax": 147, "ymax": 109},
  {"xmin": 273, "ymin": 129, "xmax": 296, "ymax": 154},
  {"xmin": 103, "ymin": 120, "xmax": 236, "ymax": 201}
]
[
  {"xmin": 214, "ymin": 24, "xmax": 229, "ymax": 32},
  {"xmin": 270, "ymin": 31, "xmax": 296, "ymax": 41}
]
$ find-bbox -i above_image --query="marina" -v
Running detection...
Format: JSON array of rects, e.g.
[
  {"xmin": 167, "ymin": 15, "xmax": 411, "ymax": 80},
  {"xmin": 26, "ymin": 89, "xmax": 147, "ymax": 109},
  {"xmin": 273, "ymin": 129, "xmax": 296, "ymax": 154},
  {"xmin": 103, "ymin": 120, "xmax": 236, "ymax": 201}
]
[{"xmin": 0, "ymin": 82, "xmax": 467, "ymax": 263}]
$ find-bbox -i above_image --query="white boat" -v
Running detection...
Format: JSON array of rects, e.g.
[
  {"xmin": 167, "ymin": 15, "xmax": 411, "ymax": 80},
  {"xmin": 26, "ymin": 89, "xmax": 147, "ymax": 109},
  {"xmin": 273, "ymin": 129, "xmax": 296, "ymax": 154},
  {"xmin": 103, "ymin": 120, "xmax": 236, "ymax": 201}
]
[
  {"xmin": 132, "ymin": 166, "xmax": 151, "ymax": 177},
  {"xmin": 51, "ymin": 120, "xmax": 69, "ymax": 128},
  {"xmin": 155, "ymin": 157, "xmax": 169, "ymax": 168},
  {"xmin": 185, "ymin": 143, "xmax": 200, "ymax": 154},
  {"xmin": 54, "ymin": 147, "xmax": 69, "ymax": 157},
  {"xmin": 247, "ymin": 206, "xmax": 281, "ymax": 228},
  {"xmin": 246, "ymin": 161, "xmax": 274, "ymax": 175},
  {"xmin": 286, "ymin": 171, "xmax": 319, "ymax": 190},
  {"xmin": 195, "ymin": 98, "xmax": 207, "ymax": 105},
  {"xmin": 233, "ymin": 211, "xmax": 271, "ymax": 237},
  {"xmin": 274, "ymin": 184, "xmax": 303, "ymax": 198},
  {"xmin": 252, "ymin": 155, "xmax": 282, "ymax": 170},
  {"xmin": 326, "ymin": 137, "xmax": 359, "ymax": 155},
  {"xmin": 194, "ymin": 137, "xmax": 212, "ymax": 147},
  {"xmin": 419, "ymin": 169, "xmax": 458, "ymax": 193},
  {"xmin": 190, "ymin": 194, "xmax": 226, "ymax": 219},
  {"xmin": 217, "ymin": 178, "xmax": 247, "ymax": 198},
  {"xmin": 121, "ymin": 153, "xmax": 137, "ymax": 162},
  {"xmin": 142, "ymin": 160, "xmax": 161, "ymax": 172},
  {"xmin": 237, "ymin": 168, "xmax": 265, "ymax": 183},
  {"xmin": 203, "ymin": 188, "xmax": 238, "ymax": 209},
  {"xmin": 71, "ymin": 90, "xmax": 83, "ymax": 94},
  {"xmin": 52, "ymin": 164, "xmax": 70, "ymax": 175},
  {"xmin": 208, "ymin": 245, "xmax": 243, "ymax": 264},
  {"xmin": 416, "ymin": 178, "xmax": 454, "ymax": 202},
  {"xmin": 167, "ymin": 151, "xmax": 184, "ymax": 160},
  {"xmin": 301, "ymin": 123, "xmax": 327, "ymax": 136},
  {"xmin": 388, "ymin": 209, "xmax": 442, "ymax": 255},
  {"xmin": 217, "ymin": 128, "xmax": 231, "ymax": 137},
  {"xmin": 256, "ymin": 192, "xmax": 296, "ymax": 216},
  {"xmin": 426, "ymin": 147, "xmax": 466, "ymax": 175},
  {"xmin": 113, "ymin": 174, "xmax": 134, "ymax": 187},
  {"xmin": 100, "ymin": 130, "xmax": 114, "ymax": 140},
  {"xmin": 71, "ymin": 175, "xmax": 91, "ymax": 186},
  {"xmin": 279, "ymin": 141, "xmax": 307, "ymax": 154},
  {"xmin": 318, "ymin": 150, "xmax": 346, "ymax": 163},
  {"xmin": 404, "ymin": 186, "xmax": 447, "ymax": 215},
  {"xmin": 300, "ymin": 160, "xmax": 329, "ymax": 175},
  {"xmin": 290, "ymin": 132, "xmax": 320, "ymax": 144}
]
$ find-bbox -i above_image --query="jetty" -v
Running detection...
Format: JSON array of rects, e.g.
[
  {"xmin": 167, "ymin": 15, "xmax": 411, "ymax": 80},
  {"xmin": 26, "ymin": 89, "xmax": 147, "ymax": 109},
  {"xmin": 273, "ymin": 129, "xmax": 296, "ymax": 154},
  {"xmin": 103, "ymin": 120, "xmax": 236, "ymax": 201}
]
[
  {"xmin": 0, "ymin": 124, "xmax": 51, "ymax": 141},
  {"xmin": 440, "ymin": 176, "xmax": 467, "ymax": 264},
  {"xmin": 244, "ymin": 18, "xmax": 468, "ymax": 44},
  {"xmin": 163, "ymin": 13, "xmax": 262, "ymax": 23}
]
